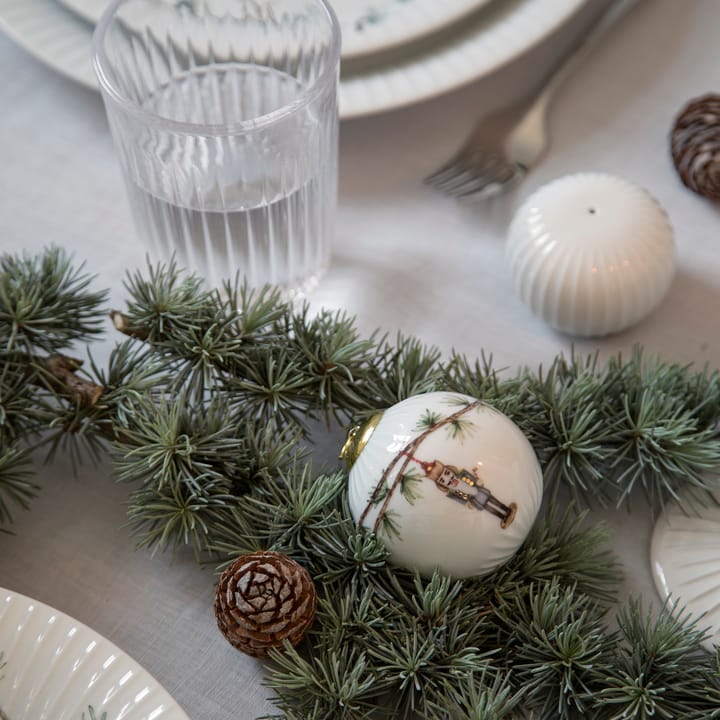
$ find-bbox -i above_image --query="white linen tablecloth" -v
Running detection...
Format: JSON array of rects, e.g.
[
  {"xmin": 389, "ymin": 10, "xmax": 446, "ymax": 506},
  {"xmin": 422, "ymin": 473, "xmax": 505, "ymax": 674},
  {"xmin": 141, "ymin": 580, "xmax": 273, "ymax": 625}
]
[{"xmin": 1, "ymin": 0, "xmax": 719, "ymax": 717}]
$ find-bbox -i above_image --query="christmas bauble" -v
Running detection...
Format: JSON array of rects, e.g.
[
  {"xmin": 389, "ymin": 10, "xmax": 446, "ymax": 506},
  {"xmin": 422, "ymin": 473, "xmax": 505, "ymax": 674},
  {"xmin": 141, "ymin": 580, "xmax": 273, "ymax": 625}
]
[
  {"xmin": 214, "ymin": 550, "xmax": 317, "ymax": 657},
  {"xmin": 343, "ymin": 392, "xmax": 543, "ymax": 578}
]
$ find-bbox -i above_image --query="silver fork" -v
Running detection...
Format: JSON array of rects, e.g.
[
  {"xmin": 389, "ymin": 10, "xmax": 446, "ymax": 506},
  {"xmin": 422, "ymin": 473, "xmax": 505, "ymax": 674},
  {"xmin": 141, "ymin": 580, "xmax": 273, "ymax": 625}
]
[{"xmin": 424, "ymin": 0, "xmax": 635, "ymax": 200}]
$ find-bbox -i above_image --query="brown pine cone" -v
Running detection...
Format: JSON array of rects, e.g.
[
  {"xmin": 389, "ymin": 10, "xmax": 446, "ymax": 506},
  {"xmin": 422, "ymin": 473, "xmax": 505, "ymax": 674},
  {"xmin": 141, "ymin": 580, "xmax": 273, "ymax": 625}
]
[
  {"xmin": 671, "ymin": 93, "xmax": 720, "ymax": 200},
  {"xmin": 214, "ymin": 550, "xmax": 317, "ymax": 658}
]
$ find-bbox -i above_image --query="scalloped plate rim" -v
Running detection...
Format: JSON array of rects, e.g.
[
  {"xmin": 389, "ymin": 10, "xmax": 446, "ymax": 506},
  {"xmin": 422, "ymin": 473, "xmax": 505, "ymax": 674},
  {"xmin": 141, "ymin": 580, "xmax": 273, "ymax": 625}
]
[
  {"xmin": 0, "ymin": 586, "xmax": 190, "ymax": 720},
  {"xmin": 651, "ymin": 501, "xmax": 720, "ymax": 650},
  {"xmin": 54, "ymin": 0, "xmax": 499, "ymax": 60},
  {"xmin": 0, "ymin": 0, "xmax": 590, "ymax": 118}
]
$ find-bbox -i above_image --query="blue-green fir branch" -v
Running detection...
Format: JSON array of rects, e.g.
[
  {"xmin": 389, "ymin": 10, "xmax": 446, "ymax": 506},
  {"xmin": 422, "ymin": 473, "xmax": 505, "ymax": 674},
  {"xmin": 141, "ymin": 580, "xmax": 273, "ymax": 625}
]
[{"xmin": 3, "ymin": 249, "xmax": 720, "ymax": 718}]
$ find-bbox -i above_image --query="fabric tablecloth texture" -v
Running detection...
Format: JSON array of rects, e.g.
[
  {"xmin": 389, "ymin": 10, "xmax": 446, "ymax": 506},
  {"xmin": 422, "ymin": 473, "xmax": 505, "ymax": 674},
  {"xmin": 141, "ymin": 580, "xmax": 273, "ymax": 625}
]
[{"xmin": 1, "ymin": 0, "xmax": 719, "ymax": 717}]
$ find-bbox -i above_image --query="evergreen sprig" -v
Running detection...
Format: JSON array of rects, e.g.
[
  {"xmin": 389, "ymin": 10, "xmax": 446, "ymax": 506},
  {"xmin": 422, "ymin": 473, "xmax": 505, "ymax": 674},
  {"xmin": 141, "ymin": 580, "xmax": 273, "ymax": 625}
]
[
  {"xmin": 0, "ymin": 447, "xmax": 36, "ymax": 529},
  {"xmin": 0, "ymin": 247, "xmax": 106, "ymax": 354},
  {"xmin": 0, "ymin": 247, "xmax": 107, "ymax": 527},
  {"xmin": 495, "ymin": 578, "xmax": 615, "ymax": 718},
  {"xmin": 3, "ymin": 248, "xmax": 720, "ymax": 719},
  {"xmin": 596, "ymin": 598, "xmax": 720, "ymax": 718},
  {"xmin": 81, "ymin": 708, "xmax": 107, "ymax": 720}
]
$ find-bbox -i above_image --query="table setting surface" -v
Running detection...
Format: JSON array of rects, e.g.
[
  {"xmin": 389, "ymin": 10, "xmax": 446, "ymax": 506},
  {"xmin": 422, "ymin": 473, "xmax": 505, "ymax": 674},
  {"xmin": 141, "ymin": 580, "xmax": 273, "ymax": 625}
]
[{"xmin": 1, "ymin": 0, "xmax": 720, "ymax": 717}]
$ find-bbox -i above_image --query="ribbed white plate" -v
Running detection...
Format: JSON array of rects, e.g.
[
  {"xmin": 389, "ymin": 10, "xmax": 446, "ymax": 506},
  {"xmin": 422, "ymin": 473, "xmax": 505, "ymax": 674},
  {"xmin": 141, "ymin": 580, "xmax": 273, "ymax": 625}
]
[
  {"xmin": 0, "ymin": 587, "xmax": 189, "ymax": 720},
  {"xmin": 0, "ymin": 0, "xmax": 590, "ymax": 118},
  {"xmin": 56, "ymin": 0, "xmax": 497, "ymax": 60},
  {"xmin": 651, "ymin": 499, "xmax": 720, "ymax": 650}
]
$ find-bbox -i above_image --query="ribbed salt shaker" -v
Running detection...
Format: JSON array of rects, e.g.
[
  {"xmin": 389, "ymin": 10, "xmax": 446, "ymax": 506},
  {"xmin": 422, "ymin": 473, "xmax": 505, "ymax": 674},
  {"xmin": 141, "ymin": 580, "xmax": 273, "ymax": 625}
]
[{"xmin": 506, "ymin": 173, "xmax": 675, "ymax": 337}]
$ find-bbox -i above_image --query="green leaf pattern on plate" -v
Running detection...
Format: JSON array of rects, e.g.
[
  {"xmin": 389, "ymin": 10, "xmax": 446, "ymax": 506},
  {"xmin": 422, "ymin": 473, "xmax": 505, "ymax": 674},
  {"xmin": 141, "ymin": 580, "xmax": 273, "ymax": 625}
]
[{"xmin": 355, "ymin": 0, "xmax": 415, "ymax": 31}]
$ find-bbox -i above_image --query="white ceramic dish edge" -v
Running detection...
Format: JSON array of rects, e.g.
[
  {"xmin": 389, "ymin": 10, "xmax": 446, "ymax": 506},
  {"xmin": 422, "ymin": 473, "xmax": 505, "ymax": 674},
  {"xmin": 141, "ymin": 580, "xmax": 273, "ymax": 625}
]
[
  {"xmin": 0, "ymin": 0, "xmax": 591, "ymax": 118},
  {"xmin": 0, "ymin": 586, "xmax": 190, "ymax": 720},
  {"xmin": 55, "ymin": 0, "xmax": 498, "ymax": 60},
  {"xmin": 650, "ymin": 498, "xmax": 720, "ymax": 651}
]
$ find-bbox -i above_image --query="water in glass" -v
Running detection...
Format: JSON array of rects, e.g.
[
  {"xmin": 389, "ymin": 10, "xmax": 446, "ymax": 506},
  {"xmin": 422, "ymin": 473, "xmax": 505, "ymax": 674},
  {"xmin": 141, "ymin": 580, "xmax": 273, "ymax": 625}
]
[{"xmin": 116, "ymin": 63, "xmax": 333, "ymax": 296}]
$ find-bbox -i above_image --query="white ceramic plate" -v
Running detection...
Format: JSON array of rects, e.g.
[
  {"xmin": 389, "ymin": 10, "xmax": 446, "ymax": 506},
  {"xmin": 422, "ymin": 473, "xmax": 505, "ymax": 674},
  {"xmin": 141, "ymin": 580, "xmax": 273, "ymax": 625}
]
[
  {"xmin": 651, "ymin": 497, "xmax": 720, "ymax": 650},
  {"xmin": 56, "ymin": 0, "xmax": 497, "ymax": 60},
  {"xmin": 0, "ymin": 0, "xmax": 590, "ymax": 118},
  {"xmin": 0, "ymin": 587, "xmax": 189, "ymax": 720}
]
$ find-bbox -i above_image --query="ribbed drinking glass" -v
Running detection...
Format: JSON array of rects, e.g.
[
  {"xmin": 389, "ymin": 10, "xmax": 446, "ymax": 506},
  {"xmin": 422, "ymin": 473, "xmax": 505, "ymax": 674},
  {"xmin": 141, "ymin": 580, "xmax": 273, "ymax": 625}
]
[{"xmin": 93, "ymin": 0, "xmax": 340, "ymax": 298}]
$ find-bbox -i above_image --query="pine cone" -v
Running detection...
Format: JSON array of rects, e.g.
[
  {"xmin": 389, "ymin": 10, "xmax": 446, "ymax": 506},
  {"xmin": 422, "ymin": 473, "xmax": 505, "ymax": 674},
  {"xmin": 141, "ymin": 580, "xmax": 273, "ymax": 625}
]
[
  {"xmin": 671, "ymin": 93, "xmax": 720, "ymax": 200},
  {"xmin": 214, "ymin": 550, "xmax": 317, "ymax": 658}
]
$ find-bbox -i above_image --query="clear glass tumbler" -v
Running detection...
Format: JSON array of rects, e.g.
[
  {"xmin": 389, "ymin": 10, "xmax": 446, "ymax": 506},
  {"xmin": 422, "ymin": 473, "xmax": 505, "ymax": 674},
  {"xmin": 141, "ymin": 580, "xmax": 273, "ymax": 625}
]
[{"xmin": 93, "ymin": 0, "xmax": 340, "ymax": 298}]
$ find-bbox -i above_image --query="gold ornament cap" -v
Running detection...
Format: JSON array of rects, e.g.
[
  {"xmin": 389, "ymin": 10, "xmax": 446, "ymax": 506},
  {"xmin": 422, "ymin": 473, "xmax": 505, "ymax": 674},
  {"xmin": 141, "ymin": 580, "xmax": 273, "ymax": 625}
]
[{"xmin": 339, "ymin": 412, "xmax": 383, "ymax": 469}]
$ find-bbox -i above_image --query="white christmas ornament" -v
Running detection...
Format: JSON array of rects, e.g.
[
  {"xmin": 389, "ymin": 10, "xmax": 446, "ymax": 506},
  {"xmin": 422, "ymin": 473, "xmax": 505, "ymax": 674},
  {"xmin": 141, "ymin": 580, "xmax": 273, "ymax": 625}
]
[
  {"xmin": 342, "ymin": 392, "xmax": 543, "ymax": 578},
  {"xmin": 506, "ymin": 173, "xmax": 675, "ymax": 337}
]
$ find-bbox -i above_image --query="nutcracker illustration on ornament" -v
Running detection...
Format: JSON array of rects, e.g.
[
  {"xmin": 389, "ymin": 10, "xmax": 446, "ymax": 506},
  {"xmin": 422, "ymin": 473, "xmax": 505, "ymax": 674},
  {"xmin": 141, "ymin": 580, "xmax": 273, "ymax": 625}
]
[
  {"xmin": 402, "ymin": 452, "xmax": 517, "ymax": 528},
  {"xmin": 344, "ymin": 392, "xmax": 544, "ymax": 578}
]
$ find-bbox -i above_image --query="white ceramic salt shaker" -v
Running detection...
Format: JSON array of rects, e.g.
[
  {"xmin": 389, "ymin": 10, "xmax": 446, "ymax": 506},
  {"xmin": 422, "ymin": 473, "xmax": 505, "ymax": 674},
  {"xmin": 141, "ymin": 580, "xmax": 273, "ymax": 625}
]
[
  {"xmin": 506, "ymin": 173, "xmax": 675, "ymax": 337},
  {"xmin": 342, "ymin": 392, "xmax": 543, "ymax": 578}
]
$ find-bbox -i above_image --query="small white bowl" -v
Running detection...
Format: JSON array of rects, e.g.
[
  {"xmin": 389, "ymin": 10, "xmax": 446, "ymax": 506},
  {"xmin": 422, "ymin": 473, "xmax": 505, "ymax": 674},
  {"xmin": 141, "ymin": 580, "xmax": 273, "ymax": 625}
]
[{"xmin": 506, "ymin": 173, "xmax": 675, "ymax": 337}]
